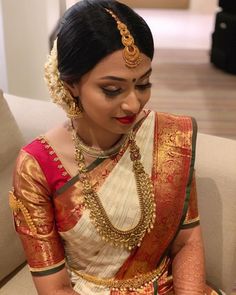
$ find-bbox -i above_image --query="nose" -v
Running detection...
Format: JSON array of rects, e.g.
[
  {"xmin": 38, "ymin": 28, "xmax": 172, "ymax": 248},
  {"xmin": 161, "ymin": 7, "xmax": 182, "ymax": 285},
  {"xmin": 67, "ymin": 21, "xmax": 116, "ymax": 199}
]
[{"xmin": 121, "ymin": 91, "xmax": 140, "ymax": 114}]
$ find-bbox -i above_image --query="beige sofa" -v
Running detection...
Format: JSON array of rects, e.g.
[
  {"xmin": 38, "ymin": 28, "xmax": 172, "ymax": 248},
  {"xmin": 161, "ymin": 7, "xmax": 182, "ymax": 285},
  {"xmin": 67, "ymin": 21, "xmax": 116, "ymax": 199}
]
[{"xmin": 0, "ymin": 90, "xmax": 235, "ymax": 295}]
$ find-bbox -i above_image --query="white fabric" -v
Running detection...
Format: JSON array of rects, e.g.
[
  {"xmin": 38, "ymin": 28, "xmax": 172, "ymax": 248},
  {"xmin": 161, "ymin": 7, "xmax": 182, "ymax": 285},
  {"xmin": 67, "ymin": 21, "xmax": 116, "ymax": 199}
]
[{"xmin": 59, "ymin": 112, "xmax": 155, "ymax": 295}]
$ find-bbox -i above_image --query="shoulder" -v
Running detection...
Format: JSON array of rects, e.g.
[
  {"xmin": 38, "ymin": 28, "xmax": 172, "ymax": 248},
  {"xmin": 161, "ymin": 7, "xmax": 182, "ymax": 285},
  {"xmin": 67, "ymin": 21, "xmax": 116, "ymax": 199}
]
[
  {"xmin": 22, "ymin": 122, "xmax": 68, "ymax": 159},
  {"xmin": 44, "ymin": 121, "xmax": 71, "ymax": 141},
  {"xmin": 13, "ymin": 148, "xmax": 51, "ymax": 197},
  {"xmin": 14, "ymin": 124, "xmax": 66, "ymax": 188}
]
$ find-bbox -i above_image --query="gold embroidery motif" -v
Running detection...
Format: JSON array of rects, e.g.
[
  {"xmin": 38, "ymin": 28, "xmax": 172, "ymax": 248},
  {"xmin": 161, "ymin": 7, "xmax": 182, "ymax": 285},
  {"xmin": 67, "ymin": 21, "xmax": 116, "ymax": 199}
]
[
  {"xmin": 9, "ymin": 190, "xmax": 37, "ymax": 235},
  {"xmin": 38, "ymin": 135, "xmax": 70, "ymax": 177}
]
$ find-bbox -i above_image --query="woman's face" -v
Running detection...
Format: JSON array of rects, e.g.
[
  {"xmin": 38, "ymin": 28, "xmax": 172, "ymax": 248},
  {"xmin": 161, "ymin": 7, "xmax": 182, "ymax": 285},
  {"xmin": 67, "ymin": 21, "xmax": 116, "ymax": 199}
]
[{"xmin": 68, "ymin": 49, "xmax": 152, "ymax": 136}]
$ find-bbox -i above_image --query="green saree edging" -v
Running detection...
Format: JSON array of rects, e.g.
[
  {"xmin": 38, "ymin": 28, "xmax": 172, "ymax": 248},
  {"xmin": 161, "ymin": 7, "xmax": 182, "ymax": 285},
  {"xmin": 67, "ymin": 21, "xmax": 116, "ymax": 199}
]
[
  {"xmin": 179, "ymin": 117, "xmax": 198, "ymax": 226},
  {"xmin": 181, "ymin": 220, "xmax": 200, "ymax": 229},
  {"xmin": 54, "ymin": 158, "xmax": 105, "ymax": 197},
  {"xmin": 31, "ymin": 262, "xmax": 65, "ymax": 277},
  {"xmin": 153, "ymin": 280, "xmax": 158, "ymax": 294}
]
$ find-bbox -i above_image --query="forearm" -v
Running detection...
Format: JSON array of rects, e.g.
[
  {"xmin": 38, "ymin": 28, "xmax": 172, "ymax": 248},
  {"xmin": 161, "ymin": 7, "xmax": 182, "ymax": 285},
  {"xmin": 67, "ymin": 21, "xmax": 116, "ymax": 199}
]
[
  {"xmin": 36, "ymin": 286, "xmax": 80, "ymax": 295},
  {"xmin": 172, "ymin": 239, "xmax": 206, "ymax": 295},
  {"xmin": 33, "ymin": 268, "xmax": 81, "ymax": 295}
]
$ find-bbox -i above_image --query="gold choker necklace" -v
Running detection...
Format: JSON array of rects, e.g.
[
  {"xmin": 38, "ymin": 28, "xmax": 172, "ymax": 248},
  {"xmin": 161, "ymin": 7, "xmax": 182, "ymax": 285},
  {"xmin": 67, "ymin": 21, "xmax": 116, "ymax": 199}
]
[
  {"xmin": 71, "ymin": 127, "xmax": 156, "ymax": 250},
  {"xmin": 75, "ymin": 132, "xmax": 128, "ymax": 159}
]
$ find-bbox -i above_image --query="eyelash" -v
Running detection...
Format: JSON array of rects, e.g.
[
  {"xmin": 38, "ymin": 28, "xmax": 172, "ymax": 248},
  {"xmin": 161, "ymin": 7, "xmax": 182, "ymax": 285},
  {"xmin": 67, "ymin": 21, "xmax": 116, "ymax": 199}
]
[
  {"xmin": 136, "ymin": 82, "xmax": 152, "ymax": 91},
  {"xmin": 102, "ymin": 83, "xmax": 152, "ymax": 97}
]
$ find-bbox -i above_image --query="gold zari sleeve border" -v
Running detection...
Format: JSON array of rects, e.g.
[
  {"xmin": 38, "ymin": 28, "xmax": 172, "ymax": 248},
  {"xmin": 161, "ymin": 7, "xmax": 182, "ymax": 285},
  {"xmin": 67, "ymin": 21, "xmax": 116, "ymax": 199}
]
[{"xmin": 70, "ymin": 257, "xmax": 169, "ymax": 291}]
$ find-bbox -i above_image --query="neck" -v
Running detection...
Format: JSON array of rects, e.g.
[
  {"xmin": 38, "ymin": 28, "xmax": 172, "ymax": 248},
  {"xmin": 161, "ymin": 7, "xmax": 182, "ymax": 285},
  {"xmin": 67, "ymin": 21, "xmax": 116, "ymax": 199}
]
[{"xmin": 71, "ymin": 119, "xmax": 124, "ymax": 151}]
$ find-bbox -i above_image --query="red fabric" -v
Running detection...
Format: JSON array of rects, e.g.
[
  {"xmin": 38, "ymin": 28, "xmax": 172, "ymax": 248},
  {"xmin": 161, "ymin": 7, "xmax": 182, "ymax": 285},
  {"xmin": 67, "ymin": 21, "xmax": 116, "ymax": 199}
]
[{"xmin": 23, "ymin": 138, "xmax": 70, "ymax": 194}]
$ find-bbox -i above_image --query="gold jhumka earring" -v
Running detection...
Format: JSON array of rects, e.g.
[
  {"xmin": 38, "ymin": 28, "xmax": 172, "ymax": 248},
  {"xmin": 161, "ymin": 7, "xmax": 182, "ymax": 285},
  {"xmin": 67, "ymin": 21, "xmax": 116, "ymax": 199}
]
[
  {"xmin": 105, "ymin": 9, "xmax": 142, "ymax": 68},
  {"xmin": 44, "ymin": 39, "xmax": 83, "ymax": 119},
  {"xmin": 66, "ymin": 99, "xmax": 83, "ymax": 119}
]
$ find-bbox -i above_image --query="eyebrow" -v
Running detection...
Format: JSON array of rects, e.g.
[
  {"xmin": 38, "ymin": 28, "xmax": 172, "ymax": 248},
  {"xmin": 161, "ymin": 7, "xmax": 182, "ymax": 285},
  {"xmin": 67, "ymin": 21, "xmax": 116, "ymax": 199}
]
[{"xmin": 99, "ymin": 68, "xmax": 152, "ymax": 82}]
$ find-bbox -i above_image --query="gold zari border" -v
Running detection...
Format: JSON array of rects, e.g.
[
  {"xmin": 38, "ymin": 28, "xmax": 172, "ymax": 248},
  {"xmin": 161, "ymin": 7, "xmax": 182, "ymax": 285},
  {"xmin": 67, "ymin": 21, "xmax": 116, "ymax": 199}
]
[
  {"xmin": 29, "ymin": 259, "xmax": 66, "ymax": 272},
  {"xmin": 70, "ymin": 257, "xmax": 169, "ymax": 291},
  {"xmin": 183, "ymin": 216, "xmax": 200, "ymax": 225}
]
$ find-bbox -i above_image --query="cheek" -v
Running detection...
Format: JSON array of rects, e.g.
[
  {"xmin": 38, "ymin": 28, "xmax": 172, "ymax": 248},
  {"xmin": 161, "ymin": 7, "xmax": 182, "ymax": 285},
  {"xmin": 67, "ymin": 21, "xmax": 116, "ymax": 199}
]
[
  {"xmin": 141, "ymin": 91, "xmax": 151, "ymax": 105},
  {"xmin": 80, "ymin": 91, "xmax": 115, "ymax": 116}
]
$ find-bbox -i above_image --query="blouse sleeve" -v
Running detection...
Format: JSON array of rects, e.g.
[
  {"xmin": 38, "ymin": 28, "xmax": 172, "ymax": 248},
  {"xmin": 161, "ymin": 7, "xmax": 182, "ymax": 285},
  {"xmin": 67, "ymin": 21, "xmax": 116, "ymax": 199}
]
[{"xmin": 9, "ymin": 149, "xmax": 65, "ymax": 276}]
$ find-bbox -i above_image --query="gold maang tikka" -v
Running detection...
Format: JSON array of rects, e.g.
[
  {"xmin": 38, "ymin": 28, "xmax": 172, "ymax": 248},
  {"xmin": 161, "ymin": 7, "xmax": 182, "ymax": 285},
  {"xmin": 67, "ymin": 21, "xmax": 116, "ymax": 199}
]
[
  {"xmin": 44, "ymin": 39, "xmax": 83, "ymax": 119},
  {"xmin": 105, "ymin": 9, "xmax": 142, "ymax": 68}
]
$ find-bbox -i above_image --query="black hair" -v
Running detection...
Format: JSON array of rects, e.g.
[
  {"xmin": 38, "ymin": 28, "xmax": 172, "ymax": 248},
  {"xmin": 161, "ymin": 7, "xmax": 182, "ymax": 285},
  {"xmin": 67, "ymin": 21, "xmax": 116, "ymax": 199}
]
[{"xmin": 57, "ymin": 0, "xmax": 154, "ymax": 84}]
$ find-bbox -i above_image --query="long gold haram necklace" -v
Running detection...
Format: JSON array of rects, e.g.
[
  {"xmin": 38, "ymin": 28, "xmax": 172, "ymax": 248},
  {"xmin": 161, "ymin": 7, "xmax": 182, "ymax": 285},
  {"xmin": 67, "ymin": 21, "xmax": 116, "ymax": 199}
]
[{"xmin": 71, "ymin": 128, "xmax": 156, "ymax": 250}]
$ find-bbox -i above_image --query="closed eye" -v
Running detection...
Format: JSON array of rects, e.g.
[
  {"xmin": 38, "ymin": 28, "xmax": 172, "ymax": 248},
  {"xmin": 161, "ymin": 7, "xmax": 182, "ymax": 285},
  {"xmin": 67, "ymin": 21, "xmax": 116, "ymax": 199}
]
[
  {"xmin": 135, "ymin": 82, "xmax": 152, "ymax": 91},
  {"xmin": 101, "ymin": 87, "xmax": 122, "ymax": 97}
]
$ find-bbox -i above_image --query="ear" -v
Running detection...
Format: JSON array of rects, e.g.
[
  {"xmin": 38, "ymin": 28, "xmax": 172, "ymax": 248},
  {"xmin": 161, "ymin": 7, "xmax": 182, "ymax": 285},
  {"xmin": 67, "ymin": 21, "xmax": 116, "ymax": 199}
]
[{"xmin": 63, "ymin": 81, "xmax": 80, "ymax": 98}]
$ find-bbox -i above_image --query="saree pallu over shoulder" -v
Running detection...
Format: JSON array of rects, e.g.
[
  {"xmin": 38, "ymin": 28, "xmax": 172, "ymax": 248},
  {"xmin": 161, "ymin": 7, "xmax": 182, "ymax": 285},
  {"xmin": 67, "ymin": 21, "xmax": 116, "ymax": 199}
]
[{"xmin": 115, "ymin": 112, "xmax": 198, "ymax": 282}]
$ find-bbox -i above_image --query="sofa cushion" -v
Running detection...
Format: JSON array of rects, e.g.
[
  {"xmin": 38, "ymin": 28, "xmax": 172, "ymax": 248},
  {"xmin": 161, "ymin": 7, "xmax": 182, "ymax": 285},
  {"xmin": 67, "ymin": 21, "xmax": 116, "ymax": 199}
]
[
  {"xmin": 0, "ymin": 90, "xmax": 26, "ymax": 282},
  {"xmin": 0, "ymin": 90, "xmax": 25, "ymax": 171},
  {"xmin": 4, "ymin": 92, "xmax": 66, "ymax": 142},
  {"xmin": 0, "ymin": 91, "xmax": 65, "ymax": 286},
  {"xmin": 0, "ymin": 163, "xmax": 26, "ymax": 283},
  {"xmin": 196, "ymin": 133, "xmax": 236, "ymax": 294}
]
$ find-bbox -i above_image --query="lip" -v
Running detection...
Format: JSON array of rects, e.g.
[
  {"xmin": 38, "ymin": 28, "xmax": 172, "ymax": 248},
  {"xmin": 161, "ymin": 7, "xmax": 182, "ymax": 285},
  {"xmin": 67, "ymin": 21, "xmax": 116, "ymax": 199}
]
[{"xmin": 115, "ymin": 115, "xmax": 137, "ymax": 125}]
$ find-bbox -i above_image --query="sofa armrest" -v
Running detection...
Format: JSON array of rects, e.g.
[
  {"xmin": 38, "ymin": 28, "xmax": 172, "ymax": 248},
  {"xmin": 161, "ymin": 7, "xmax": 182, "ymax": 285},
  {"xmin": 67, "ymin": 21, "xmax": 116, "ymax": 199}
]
[
  {"xmin": 196, "ymin": 133, "xmax": 236, "ymax": 294},
  {"xmin": 4, "ymin": 92, "xmax": 66, "ymax": 142}
]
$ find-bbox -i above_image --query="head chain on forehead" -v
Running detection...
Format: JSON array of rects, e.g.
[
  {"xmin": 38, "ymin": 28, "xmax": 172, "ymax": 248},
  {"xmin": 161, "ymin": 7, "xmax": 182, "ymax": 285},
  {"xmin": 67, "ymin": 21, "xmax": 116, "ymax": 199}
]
[
  {"xmin": 105, "ymin": 8, "xmax": 142, "ymax": 68},
  {"xmin": 44, "ymin": 7, "xmax": 143, "ymax": 113}
]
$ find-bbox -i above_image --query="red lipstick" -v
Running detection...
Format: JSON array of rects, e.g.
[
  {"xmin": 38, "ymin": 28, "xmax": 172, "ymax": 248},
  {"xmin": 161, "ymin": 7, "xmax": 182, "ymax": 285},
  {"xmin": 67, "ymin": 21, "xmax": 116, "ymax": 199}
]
[{"xmin": 116, "ymin": 115, "xmax": 136, "ymax": 125}]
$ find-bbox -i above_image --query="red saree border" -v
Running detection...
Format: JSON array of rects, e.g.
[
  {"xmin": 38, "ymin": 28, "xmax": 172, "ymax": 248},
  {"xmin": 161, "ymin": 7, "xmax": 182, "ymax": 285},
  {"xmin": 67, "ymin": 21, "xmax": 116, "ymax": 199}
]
[{"xmin": 114, "ymin": 112, "xmax": 195, "ymax": 281}]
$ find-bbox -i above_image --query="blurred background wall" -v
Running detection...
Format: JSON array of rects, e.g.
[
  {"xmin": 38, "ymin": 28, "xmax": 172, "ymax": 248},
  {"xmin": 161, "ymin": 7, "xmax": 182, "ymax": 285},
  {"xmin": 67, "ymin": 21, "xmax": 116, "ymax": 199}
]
[{"xmin": 0, "ymin": 0, "xmax": 222, "ymax": 101}]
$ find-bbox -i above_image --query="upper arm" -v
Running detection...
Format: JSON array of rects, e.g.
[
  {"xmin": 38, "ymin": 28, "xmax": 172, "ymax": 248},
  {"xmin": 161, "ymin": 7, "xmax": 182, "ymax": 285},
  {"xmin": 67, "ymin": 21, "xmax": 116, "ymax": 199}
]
[
  {"xmin": 171, "ymin": 225, "xmax": 204, "ymax": 257},
  {"xmin": 9, "ymin": 150, "xmax": 65, "ymax": 277}
]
